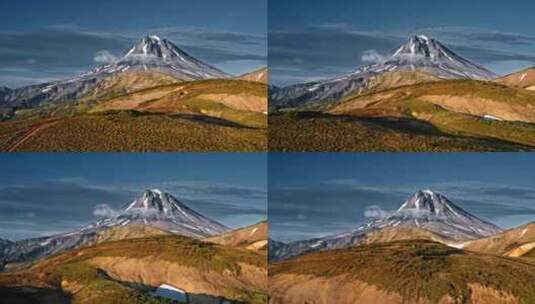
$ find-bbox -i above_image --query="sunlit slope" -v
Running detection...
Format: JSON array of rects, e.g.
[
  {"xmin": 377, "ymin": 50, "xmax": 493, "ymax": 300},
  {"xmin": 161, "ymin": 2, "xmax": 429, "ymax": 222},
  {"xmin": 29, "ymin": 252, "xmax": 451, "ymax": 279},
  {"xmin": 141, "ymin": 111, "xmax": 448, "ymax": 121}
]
[
  {"xmin": 322, "ymin": 80, "xmax": 535, "ymax": 148},
  {"xmin": 238, "ymin": 67, "xmax": 268, "ymax": 84},
  {"xmin": 463, "ymin": 222, "xmax": 535, "ymax": 258},
  {"xmin": 204, "ymin": 221, "xmax": 268, "ymax": 252},
  {"xmin": 91, "ymin": 79, "xmax": 267, "ymax": 127},
  {"xmin": 497, "ymin": 67, "xmax": 535, "ymax": 90}
]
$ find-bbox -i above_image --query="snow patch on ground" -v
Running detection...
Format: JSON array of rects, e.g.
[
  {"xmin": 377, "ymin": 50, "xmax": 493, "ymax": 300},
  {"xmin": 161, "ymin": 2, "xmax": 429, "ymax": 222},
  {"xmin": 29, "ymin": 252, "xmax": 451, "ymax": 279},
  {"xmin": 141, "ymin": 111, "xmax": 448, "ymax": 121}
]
[
  {"xmin": 153, "ymin": 284, "xmax": 187, "ymax": 302},
  {"xmin": 447, "ymin": 242, "xmax": 465, "ymax": 249},
  {"xmin": 483, "ymin": 114, "xmax": 502, "ymax": 121}
]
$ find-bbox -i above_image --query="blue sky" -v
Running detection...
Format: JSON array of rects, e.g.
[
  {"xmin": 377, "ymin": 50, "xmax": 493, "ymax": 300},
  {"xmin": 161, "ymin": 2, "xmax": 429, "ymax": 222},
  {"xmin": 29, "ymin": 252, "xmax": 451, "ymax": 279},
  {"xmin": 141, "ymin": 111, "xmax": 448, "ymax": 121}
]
[
  {"xmin": 0, "ymin": 153, "xmax": 267, "ymax": 240},
  {"xmin": 269, "ymin": 0, "xmax": 535, "ymax": 86},
  {"xmin": 0, "ymin": 0, "xmax": 266, "ymax": 88},
  {"xmin": 269, "ymin": 153, "xmax": 535, "ymax": 242}
]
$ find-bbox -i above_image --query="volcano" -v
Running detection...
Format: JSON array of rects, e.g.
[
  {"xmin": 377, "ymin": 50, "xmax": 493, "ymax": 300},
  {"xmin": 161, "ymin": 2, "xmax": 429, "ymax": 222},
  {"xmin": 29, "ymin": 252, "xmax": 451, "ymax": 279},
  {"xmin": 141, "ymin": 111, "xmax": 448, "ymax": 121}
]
[
  {"xmin": 0, "ymin": 189, "xmax": 228, "ymax": 264},
  {"xmin": 0, "ymin": 35, "xmax": 229, "ymax": 115},
  {"xmin": 271, "ymin": 35, "xmax": 497, "ymax": 107},
  {"xmin": 270, "ymin": 189, "xmax": 501, "ymax": 261}
]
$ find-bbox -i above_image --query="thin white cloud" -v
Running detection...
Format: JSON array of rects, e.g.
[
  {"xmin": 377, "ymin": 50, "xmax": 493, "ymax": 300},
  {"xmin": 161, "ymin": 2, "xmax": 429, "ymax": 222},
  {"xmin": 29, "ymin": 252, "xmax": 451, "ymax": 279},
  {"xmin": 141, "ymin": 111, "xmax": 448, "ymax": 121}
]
[
  {"xmin": 364, "ymin": 205, "xmax": 392, "ymax": 219},
  {"xmin": 361, "ymin": 49, "xmax": 386, "ymax": 63},
  {"xmin": 93, "ymin": 204, "xmax": 119, "ymax": 218},
  {"xmin": 93, "ymin": 50, "xmax": 117, "ymax": 64}
]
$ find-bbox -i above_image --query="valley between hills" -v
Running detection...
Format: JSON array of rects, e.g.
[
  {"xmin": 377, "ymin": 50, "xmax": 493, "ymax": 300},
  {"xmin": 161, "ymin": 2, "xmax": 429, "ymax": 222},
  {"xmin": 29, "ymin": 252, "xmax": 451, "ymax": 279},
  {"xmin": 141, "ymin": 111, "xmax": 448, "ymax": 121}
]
[
  {"xmin": 269, "ymin": 35, "xmax": 535, "ymax": 152},
  {"xmin": 268, "ymin": 189, "xmax": 535, "ymax": 304},
  {"xmin": 0, "ymin": 189, "xmax": 268, "ymax": 304},
  {"xmin": 0, "ymin": 36, "xmax": 267, "ymax": 152}
]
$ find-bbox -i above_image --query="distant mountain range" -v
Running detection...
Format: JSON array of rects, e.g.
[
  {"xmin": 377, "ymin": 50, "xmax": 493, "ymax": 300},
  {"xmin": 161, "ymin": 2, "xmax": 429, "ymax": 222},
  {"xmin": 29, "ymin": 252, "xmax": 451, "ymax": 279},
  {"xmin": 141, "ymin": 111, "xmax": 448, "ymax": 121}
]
[
  {"xmin": 270, "ymin": 189, "xmax": 502, "ymax": 261},
  {"xmin": 0, "ymin": 189, "xmax": 229, "ymax": 265},
  {"xmin": 270, "ymin": 35, "xmax": 498, "ymax": 108}
]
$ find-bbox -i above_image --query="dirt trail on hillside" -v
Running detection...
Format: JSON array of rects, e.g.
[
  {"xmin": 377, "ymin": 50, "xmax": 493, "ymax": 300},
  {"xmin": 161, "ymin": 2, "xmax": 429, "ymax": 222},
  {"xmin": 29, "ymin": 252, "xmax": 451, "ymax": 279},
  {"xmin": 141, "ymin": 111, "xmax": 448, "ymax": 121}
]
[{"xmin": 6, "ymin": 119, "xmax": 60, "ymax": 152}]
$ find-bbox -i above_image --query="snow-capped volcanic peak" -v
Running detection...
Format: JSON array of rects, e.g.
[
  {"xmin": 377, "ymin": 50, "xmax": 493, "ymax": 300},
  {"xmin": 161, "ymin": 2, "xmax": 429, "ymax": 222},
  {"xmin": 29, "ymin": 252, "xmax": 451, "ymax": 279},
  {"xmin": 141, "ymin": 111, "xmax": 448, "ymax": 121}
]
[
  {"xmin": 95, "ymin": 189, "xmax": 229, "ymax": 238},
  {"xmin": 271, "ymin": 35, "xmax": 498, "ymax": 108},
  {"xmin": 367, "ymin": 35, "xmax": 497, "ymax": 80},
  {"xmin": 125, "ymin": 189, "xmax": 178, "ymax": 215},
  {"xmin": 123, "ymin": 36, "xmax": 196, "ymax": 62},
  {"xmin": 98, "ymin": 35, "xmax": 229, "ymax": 80},
  {"xmin": 395, "ymin": 189, "xmax": 464, "ymax": 217},
  {"xmin": 383, "ymin": 189, "xmax": 502, "ymax": 239},
  {"xmin": 393, "ymin": 35, "xmax": 447, "ymax": 59}
]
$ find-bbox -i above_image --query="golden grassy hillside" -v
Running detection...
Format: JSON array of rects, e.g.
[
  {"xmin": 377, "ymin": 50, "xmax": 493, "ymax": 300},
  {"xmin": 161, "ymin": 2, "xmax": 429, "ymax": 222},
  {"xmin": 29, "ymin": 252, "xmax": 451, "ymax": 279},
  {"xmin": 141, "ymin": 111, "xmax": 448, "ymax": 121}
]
[{"xmin": 0, "ymin": 111, "xmax": 266, "ymax": 152}]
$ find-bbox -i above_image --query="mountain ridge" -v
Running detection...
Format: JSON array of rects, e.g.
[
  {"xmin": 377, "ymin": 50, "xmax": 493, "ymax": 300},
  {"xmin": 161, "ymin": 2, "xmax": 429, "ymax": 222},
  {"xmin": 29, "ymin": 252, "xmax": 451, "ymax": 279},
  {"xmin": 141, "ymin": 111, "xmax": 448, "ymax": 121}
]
[{"xmin": 238, "ymin": 67, "xmax": 268, "ymax": 84}]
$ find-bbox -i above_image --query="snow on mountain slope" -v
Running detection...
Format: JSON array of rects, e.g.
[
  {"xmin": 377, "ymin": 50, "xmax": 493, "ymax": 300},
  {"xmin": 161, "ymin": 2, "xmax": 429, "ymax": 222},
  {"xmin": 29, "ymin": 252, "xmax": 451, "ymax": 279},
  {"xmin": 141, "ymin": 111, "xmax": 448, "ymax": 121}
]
[
  {"xmin": 0, "ymin": 35, "xmax": 229, "ymax": 118},
  {"xmin": 0, "ymin": 189, "xmax": 228, "ymax": 264},
  {"xmin": 270, "ymin": 189, "xmax": 501, "ymax": 261},
  {"xmin": 271, "ymin": 35, "xmax": 497, "ymax": 108}
]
